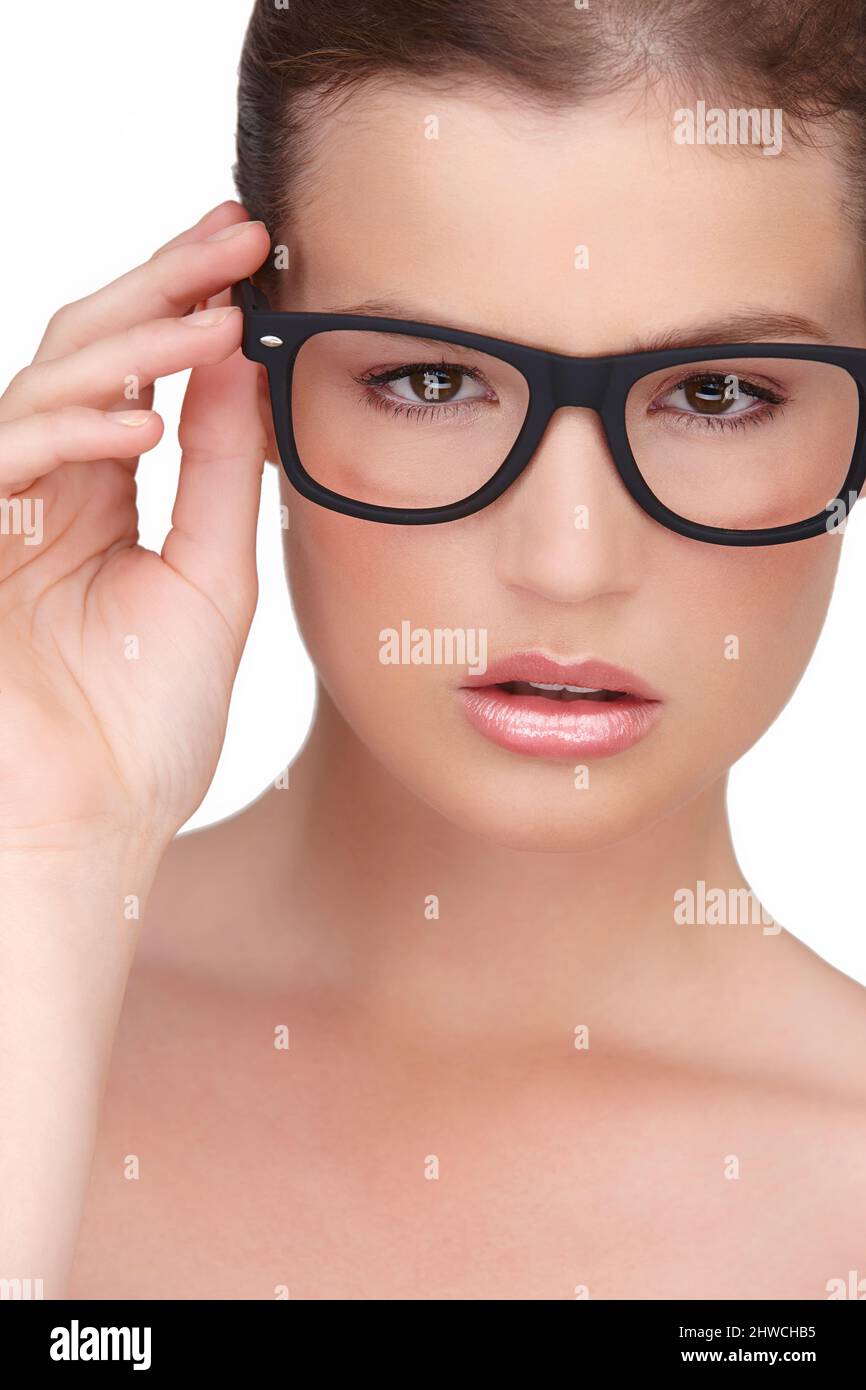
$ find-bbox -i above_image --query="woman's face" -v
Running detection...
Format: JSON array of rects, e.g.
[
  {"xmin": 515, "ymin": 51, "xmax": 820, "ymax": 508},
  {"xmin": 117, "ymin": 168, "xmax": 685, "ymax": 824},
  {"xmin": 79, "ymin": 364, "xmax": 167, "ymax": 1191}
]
[{"xmin": 270, "ymin": 82, "xmax": 866, "ymax": 850}]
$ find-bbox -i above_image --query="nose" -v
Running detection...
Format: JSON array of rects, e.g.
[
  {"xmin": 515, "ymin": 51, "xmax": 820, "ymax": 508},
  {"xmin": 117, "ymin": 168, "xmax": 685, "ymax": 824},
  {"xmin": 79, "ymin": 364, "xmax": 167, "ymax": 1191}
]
[{"xmin": 493, "ymin": 405, "xmax": 650, "ymax": 604}]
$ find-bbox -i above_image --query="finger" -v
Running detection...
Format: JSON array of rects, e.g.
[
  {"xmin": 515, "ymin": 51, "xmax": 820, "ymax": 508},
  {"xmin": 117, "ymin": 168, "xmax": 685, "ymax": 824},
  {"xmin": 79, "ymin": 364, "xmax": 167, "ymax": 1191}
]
[
  {"xmin": 160, "ymin": 205, "xmax": 250, "ymax": 317},
  {"xmin": 98, "ymin": 208, "xmax": 245, "ymax": 410},
  {"xmin": 2, "ymin": 306, "xmax": 243, "ymax": 421},
  {"xmin": 191, "ymin": 282, "xmax": 232, "ymax": 316},
  {"xmin": 106, "ymin": 381, "xmax": 155, "ymax": 415},
  {"xmin": 0, "ymin": 405, "xmax": 162, "ymax": 495},
  {"xmin": 163, "ymin": 347, "xmax": 267, "ymax": 630},
  {"xmin": 151, "ymin": 200, "xmax": 247, "ymax": 258},
  {"xmin": 30, "ymin": 218, "xmax": 270, "ymax": 365}
]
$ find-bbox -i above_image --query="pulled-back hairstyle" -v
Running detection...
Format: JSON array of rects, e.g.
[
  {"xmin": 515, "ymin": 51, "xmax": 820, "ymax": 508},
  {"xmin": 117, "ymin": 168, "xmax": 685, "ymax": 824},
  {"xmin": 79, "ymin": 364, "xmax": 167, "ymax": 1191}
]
[{"xmin": 234, "ymin": 0, "xmax": 866, "ymax": 301}]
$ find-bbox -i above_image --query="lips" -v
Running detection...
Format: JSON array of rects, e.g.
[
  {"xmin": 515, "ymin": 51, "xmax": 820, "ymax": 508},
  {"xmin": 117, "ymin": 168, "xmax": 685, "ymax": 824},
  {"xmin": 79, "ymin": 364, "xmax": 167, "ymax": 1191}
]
[{"xmin": 458, "ymin": 652, "xmax": 663, "ymax": 760}]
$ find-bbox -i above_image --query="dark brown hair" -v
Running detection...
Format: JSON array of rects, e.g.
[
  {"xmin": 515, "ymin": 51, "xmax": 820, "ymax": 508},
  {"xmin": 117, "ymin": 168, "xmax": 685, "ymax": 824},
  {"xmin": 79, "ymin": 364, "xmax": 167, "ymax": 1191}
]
[{"xmin": 234, "ymin": 0, "xmax": 866, "ymax": 301}]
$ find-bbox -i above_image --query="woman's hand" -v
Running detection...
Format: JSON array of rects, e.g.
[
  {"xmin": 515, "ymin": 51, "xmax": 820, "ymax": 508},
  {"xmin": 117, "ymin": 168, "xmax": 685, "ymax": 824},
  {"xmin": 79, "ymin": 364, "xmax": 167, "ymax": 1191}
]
[
  {"xmin": 0, "ymin": 202, "xmax": 273, "ymax": 1297},
  {"xmin": 0, "ymin": 201, "xmax": 272, "ymax": 855}
]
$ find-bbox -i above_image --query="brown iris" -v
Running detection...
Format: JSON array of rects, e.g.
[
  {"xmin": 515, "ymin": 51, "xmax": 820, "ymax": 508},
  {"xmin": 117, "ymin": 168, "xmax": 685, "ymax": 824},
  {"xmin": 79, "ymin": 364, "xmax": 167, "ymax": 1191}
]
[
  {"xmin": 682, "ymin": 375, "xmax": 734, "ymax": 415},
  {"xmin": 409, "ymin": 367, "xmax": 463, "ymax": 403}
]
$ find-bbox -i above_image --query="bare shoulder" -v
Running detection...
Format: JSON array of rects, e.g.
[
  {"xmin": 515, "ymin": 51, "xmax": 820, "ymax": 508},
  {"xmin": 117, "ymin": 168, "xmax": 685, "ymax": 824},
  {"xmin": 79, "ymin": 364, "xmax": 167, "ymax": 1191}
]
[
  {"xmin": 769, "ymin": 926, "xmax": 866, "ymax": 1100},
  {"xmin": 709, "ymin": 921, "xmax": 866, "ymax": 1239},
  {"xmin": 711, "ymin": 917, "xmax": 866, "ymax": 1113}
]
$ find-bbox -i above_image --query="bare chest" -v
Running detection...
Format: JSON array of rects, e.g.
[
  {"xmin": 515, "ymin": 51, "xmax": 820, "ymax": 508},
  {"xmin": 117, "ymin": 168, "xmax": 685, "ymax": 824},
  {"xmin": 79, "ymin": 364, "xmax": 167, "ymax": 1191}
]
[{"xmin": 68, "ymin": 987, "xmax": 863, "ymax": 1300}]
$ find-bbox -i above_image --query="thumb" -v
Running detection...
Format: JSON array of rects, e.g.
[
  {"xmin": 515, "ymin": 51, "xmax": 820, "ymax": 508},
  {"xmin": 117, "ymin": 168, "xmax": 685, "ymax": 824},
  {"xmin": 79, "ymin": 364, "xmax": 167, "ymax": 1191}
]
[{"xmin": 163, "ymin": 342, "xmax": 268, "ymax": 634}]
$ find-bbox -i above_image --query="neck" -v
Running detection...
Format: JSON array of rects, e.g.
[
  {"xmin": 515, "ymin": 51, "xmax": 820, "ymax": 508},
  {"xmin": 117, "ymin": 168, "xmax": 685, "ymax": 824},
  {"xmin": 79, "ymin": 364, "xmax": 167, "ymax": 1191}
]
[{"xmin": 258, "ymin": 688, "xmax": 767, "ymax": 1053}]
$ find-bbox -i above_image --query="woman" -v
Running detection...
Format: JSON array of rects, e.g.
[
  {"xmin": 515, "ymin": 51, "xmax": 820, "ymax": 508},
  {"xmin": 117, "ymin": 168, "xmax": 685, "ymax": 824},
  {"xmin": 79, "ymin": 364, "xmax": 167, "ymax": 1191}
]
[{"xmin": 3, "ymin": 0, "xmax": 866, "ymax": 1300}]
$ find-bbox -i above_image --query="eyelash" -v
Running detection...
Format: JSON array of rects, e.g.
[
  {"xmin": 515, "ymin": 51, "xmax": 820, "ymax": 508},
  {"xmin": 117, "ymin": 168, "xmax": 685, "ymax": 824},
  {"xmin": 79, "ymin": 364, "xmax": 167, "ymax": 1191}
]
[
  {"xmin": 649, "ymin": 372, "xmax": 789, "ymax": 432},
  {"xmin": 353, "ymin": 362, "xmax": 493, "ymax": 423},
  {"xmin": 351, "ymin": 365, "xmax": 791, "ymax": 431}
]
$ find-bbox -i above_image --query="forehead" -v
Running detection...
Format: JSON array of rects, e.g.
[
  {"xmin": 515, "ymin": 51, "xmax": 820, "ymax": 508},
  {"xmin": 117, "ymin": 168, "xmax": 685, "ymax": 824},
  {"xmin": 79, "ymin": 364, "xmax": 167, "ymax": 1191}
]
[{"xmin": 284, "ymin": 81, "xmax": 866, "ymax": 351}]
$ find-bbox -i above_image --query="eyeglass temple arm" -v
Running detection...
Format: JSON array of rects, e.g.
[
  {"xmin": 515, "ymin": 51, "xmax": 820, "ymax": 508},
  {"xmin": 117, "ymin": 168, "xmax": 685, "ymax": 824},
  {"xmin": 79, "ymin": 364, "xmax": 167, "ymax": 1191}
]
[{"xmin": 230, "ymin": 277, "xmax": 271, "ymax": 315}]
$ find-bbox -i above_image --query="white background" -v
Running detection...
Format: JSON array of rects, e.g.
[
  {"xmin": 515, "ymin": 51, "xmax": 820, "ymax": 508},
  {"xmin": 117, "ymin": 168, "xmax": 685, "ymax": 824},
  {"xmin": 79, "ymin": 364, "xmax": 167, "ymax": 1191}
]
[{"xmin": 1, "ymin": 1, "xmax": 863, "ymax": 981}]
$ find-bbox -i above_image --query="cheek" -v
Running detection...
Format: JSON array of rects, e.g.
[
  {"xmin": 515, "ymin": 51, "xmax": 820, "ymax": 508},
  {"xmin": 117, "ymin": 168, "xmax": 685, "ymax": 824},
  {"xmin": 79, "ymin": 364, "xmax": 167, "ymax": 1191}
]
[
  {"xmin": 287, "ymin": 504, "xmax": 390, "ymax": 675},
  {"xmin": 664, "ymin": 536, "xmax": 841, "ymax": 753},
  {"xmin": 285, "ymin": 498, "xmax": 470, "ymax": 745}
]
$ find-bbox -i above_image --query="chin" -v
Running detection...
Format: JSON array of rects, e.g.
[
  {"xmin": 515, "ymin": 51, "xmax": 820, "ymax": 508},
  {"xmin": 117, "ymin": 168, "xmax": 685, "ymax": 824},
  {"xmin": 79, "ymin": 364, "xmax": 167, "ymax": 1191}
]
[{"xmin": 392, "ymin": 753, "xmax": 693, "ymax": 854}]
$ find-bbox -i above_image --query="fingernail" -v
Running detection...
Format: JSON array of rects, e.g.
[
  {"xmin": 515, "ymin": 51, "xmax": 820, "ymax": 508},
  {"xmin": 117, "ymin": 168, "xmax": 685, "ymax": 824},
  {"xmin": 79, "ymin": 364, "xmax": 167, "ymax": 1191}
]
[
  {"xmin": 110, "ymin": 410, "xmax": 152, "ymax": 426},
  {"xmin": 206, "ymin": 220, "xmax": 264, "ymax": 242},
  {"xmin": 183, "ymin": 306, "xmax": 239, "ymax": 327}
]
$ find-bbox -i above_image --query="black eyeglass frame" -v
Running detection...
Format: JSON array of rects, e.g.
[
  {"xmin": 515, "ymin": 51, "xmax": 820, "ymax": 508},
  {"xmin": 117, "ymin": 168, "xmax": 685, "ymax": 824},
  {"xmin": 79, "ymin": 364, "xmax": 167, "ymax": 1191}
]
[{"xmin": 232, "ymin": 277, "xmax": 866, "ymax": 546}]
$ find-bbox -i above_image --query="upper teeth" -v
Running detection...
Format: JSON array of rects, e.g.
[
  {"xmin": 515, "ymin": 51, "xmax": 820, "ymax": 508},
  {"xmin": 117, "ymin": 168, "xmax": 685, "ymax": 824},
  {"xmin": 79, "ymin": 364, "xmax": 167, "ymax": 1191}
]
[{"xmin": 529, "ymin": 682, "xmax": 604, "ymax": 694}]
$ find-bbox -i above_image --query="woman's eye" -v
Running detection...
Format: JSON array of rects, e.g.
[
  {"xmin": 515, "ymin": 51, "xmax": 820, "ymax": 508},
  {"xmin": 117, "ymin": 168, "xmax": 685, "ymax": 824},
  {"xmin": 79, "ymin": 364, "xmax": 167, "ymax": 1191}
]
[
  {"xmin": 656, "ymin": 373, "xmax": 784, "ymax": 418},
  {"xmin": 665, "ymin": 374, "xmax": 753, "ymax": 415},
  {"xmin": 368, "ymin": 364, "xmax": 491, "ymax": 406},
  {"xmin": 399, "ymin": 367, "xmax": 465, "ymax": 403}
]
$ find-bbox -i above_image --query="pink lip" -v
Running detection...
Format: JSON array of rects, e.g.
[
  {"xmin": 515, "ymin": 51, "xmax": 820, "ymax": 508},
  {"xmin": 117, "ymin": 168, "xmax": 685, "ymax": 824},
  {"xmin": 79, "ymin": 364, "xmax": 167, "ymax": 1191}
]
[{"xmin": 458, "ymin": 651, "xmax": 664, "ymax": 761}]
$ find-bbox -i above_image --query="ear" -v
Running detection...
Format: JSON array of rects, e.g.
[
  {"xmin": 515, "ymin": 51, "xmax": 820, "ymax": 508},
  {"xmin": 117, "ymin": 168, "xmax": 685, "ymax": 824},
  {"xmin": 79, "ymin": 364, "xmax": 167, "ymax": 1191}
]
[{"xmin": 255, "ymin": 361, "xmax": 280, "ymax": 467}]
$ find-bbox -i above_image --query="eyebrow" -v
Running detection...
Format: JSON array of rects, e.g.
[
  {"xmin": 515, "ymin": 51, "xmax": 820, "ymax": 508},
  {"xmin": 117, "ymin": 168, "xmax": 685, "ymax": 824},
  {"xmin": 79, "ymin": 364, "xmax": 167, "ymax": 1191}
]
[
  {"xmin": 315, "ymin": 300, "xmax": 833, "ymax": 351},
  {"xmin": 626, "ymin": 311, "xmax": 833, "ymax": 352}
]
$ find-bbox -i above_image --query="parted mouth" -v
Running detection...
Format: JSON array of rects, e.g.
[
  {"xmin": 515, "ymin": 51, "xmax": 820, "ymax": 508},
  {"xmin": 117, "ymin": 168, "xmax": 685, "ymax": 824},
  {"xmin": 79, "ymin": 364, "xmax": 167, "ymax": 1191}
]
[
  {"xmin": 499, "ymin": 679, "xmax": 628, "ymax": 703},
  {"xmin": 461, "ymin": 651, "xmax": 663, "ymax": 704},
  {"xmin": 457, "ymin": 652, "xmax": 664, "ymax": 761}
]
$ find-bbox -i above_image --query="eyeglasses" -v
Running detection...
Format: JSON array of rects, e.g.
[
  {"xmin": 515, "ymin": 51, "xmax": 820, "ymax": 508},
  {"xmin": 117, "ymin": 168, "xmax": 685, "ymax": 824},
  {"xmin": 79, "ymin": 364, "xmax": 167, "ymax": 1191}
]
[{"xmin": 232, "ymin": 278, "xmax": 866, "ymax": 546}]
